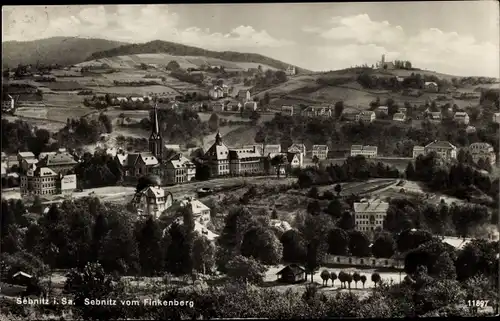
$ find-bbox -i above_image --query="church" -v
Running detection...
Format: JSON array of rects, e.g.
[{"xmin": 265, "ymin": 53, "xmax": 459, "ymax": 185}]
[{"xmin": 115, "ymin": 104, "xmax": 196, "ymax": 185}]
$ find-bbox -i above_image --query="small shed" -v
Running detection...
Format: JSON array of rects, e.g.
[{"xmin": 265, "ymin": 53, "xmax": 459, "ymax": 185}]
[{"xmin": 276, "ymin": 264, "xmax": 306, "ymax": 284}]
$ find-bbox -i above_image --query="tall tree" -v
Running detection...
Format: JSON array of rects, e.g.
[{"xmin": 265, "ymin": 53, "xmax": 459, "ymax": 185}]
[
  {"xmin": 280, "ymin": 229, "xmax": 307, "ymax": 263},
  {"xmin": 192, "ymin": 235, "xmax": 216, "ymax": 275},
  {"xmin": 348, "ymin": 231, "xmax": 371, "ymax": 257},
  {"xmin": 135, "ymin": 217, "xmax": 164, "ymax": 276},
  {"xmin": 371, "ymin": 233, "xmax": 396, "ymax": 258}
]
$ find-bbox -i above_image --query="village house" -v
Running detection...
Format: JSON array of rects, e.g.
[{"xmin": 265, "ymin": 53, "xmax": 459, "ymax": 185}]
[
  {"xmin": 493, "ymin": 112, "xmax": 500, "ymax": 124},
  {"xmin": 392, "ymin": 112, "xmax": 406, "ymax": 122},
  {"xmin": 221, "ymin": 84, "xmax": 230, "ymax": 96},
  {"xmin": 164, "ymin": 153, "xmax": 196, "ymax": 184},
  {"xmin": 244, "ymin": 101, "xmax": 258, "ymax": 111},
  {"xmin": 2, "ymin": 93, "xmax": 15, "ymax": 111},
  {"xmin": 399, "ymin": 107, "xmax": 407, "ymax": 114},
  {"xmin": 204, "ymin": 132, "xmax": 264, "ymax": 177},
  {"xmin": 236, "ymin": 90, "xmax": 251, "ymax": 102},
  {"xmin": 288, "ymin": 144, "xmax": 306, "ymax": 166},
  {"xmin": 428, "ymin": 112, "xmax": 442, "ymax": 124},
  {"xmin": 276, "ymin": 264, "xmax": 306, "ymax": 284},
  {"xmin": 287, "ymin": 152, "xmax": 302, "ymax": 169},
  {"xmin": 376, "ymin": 106, "xmax": 389, "ymax": 115},
  {"xmin": 211, "ymin": 101, "xmax": 225, "ymax": 112},
  {"xmin": 350, "ymin": 145, "xmax": 378, "ymax": 158},
  {"xmin": 468, "ymin": 142, "xmax": 496, "ymax": 165},
  {"xmin": 179, "ymin": 197, "xmax": 211, "ymax": 225},
  {"xmin": 301, "ymin": 106, "xmax": 333, "ymax": 118},
  {"xmin": 312, "ymin": 145, "xmax": 329, "ymax": 160},
  {"xmin": 116, "ymin": 152, "xmax": 160, "ymax": 178},
  {"xmin": 131, "ymin": 185, "xmax": 173, "ymax": 219},
  {"xmin": 424, "ymin": 140, "xmax": 457, "ymax": 160},
  {"xmin": 466, "ymin": 126, "xmax": 476, "ymax": 134},
  {"xmin": 353, "ymin": 198, "xmax": 389, "ymax": 232},
  {"xmin": 412, "ymin": 146, "xmax": 425, "ymax": 158},
  {"xmin": 285, "ymin": 65, "xmax": 296, "ymax": 76},
  {"xmin": 424, "ymin": 81, "xmax": 439, "ymax": 93},
  {"xmin": 209, "ymin": 86, "xmax": 224, "ymax": 100},
  {"xmin": 453, "ymin": 111, "xmax": 470, "ymax": 125},
  {"xmin": 130, "ymin": 96, "xmax": 145, "ymax": 103},
  {"xmin": 281, "ymin": 105, "xmax": 294, "ymax": 116},
  {"xmin": 357, "ymin": 111, "xmax": 376, "ymax": 123}
]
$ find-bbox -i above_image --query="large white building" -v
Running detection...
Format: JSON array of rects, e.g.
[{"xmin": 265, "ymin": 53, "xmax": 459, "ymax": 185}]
[
  {"xmin": 468, "ymin": 142, "xmax": 496, "ymax": 165},
  {"xmin": 353, "ymin": 199, "xmax": 389, "ymax": 232},
  {"xmin": 350, "ymin": 145, "xmax": 378, "ymax": 158},
  {"xmin": 424, "ymin": 140, "xmax": 457, "ymax": 161}
]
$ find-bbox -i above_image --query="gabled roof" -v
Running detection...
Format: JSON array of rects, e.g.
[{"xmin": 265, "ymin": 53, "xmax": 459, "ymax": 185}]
[
  {"xmin": 18, "ymin": 151, "xmax": 35, "ymax": 159},
  {"xmin": 139, "ymin": 153, "xmax": 159, "ymax": 166},
  {"xmin": 38, "ymin": 153, "xmax": 77, "ymax": 167},
  {"xmin": 33, "ymin": 167, "xmax": 57, "ymax": 177},
  {"xmin": 312, "ymin": 145, "xmax": 328, "ymax": 151},
  {"xmin": 425, "ymin": 140, "xmax": 457, "ymax": 150},
  {"xmin": 286, "ymin": 152, "xmax": 299, "ymax": 163},
  {"xmin": 13, "ymin": 271, "xmax": 33, "ymax": 279},
  {"xmin": 425, "ymin": 81, "xmax": 438, "ymax": 86},
  {"xmin": 277, "ymin": 264, "xmax": 306, "ymax": 275},
  {"xmin": 140, "ymin": 186, "xmax": 166, "ymax": 198},
  {"xmin": 288, "ymin": 144, "xmax": 306, "ymax": 154},
  {"xmin": 180, "ymin": 198, "xmax": 210, "ymax": 216},
  {"xmin": 454, "ymin": 111, "xmax": 469, "ymax": 118}
]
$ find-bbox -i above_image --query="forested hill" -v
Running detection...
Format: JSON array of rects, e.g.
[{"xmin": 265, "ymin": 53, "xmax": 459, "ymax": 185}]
[
  {"xmin": 2, "ymin": 37, "xmax": 126, "ymax": 67},
  {"xmin": 85, "ymin": 40, "xmax": 309, "ymax": 72}
]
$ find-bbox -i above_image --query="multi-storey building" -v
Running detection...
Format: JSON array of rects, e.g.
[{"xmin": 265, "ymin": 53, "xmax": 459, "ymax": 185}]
[
  {"xmin": 453, "ymin": 111, "xmax": 470, "ymax": 125},
  {"xmin": 469, "ymin": 142, "xmax": 496, "ymax": 165},
  {"xmin": 312, "ymin": 145, "xmax": 329, "ymax": 160},
  {"xmin": 204, "ymin": 132, "xmax": 263, "ymax": 177},
  {"xmin": 424, "ymin": 140, "xmax": 457, "ymax": 160},
  {"xmin": 350, "ymin": 145, "xmax": 378, "ymax": 158},
  {"xmin": 164, "ymin": 153, "xmax": 196, "ymax": 184},
  {"xmin": 20, "ymin": 166, "xmax": 77, "ymax": 196},
  {"xmin": 116, "ymin": 152, "xmax": 160, "ymax": 178},
  {"xmin": 353, "ymin": 199, "xmax": 389, "ymax": 232},
  {"xmin": 131, "ymin": 185, "xmax": 173, "ymax": 219},
  {"xmin": 37, "ymin": 152, "xmax": 78, "ymax": 175},
  {"xmin": 357, "ymin": 111, "xmax": 376, "ymax": 123}
]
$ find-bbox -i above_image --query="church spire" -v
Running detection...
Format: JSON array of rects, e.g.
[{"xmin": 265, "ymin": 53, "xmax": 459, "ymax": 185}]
[
  {"xmin": 215, "ymin": 130, "xmax": 222, "ymax": 145},
  {"xmin": 152, "ymin": 102, "xmax": 160, "ymax": 136}
]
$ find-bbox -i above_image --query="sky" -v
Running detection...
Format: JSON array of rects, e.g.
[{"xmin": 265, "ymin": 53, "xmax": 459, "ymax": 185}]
[{"xmin": 2, "ymin": 2, "xmax": 499, "ymax": 77}]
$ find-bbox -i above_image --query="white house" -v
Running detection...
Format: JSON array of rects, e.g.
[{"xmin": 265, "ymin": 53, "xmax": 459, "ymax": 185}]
[
  {"xmin": 357, "ymin": 111, "xmax": 376, "ymax": 123},
  {"xmin": 288, "ymin": 144, "xmax": 306, "ymax": 166},
  {"xmin": 281, "ymin": 105, "xmax": 294, "ymax": 116},
  {"xmin": 131, "ymin": 186, "xmax": 174, "ymax": 219},
  {"xmin": 424, "ymin": 140, "xmax": 457, "ymax": 160},
  {"xmin": 350, "ymin": 145, "xmax": 378, "ymax": 158},
  {"xmin": 286, "ymin": 152, "xmax": 302, "ymax": 169},
  {"xmin": 209, "ymin": 86, "xmax": 224, "ymax": 100},
  {"xmin": 180, "ymin": 197, "xmax": 211, "ymax": 225},
  {"xmin": 312, "ymin": 145, "xmax": 329, "ymax": 160},
  {"xmin": 285, "ymin": 65, "xmax": 296, "ymax": 76},
  {"xmin": 412, "ymin": 146, "xmax": 425, "ymax": 159},
  {"xmin": 493, "ymin": 112, "xmax": 500, "ymax": 124},
  {"xmin": 392, "ymin": 112, "xmax": 406, "ymax": 122},
  {"xmin": 453, "ymin": 111, "xmax": 470, "ymax": 125},
  {"xmin": 424, "ymin": 82, "xmax": 439, "ymax": 92},
  {"xmin": 469, "ymin": 142, "xmax": 496, "ymax": 165}
]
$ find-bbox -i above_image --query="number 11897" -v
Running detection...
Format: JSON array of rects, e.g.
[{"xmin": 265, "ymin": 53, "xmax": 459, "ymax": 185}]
[{"xmin": 467, "ymin": 300, "xmax": 489, "ymax": 308}]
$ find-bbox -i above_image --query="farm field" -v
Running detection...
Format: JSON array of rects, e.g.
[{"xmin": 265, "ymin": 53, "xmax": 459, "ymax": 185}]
[
  {"xmin": 2, "ymin": 115, "xmax": 66, "ymax": 131},
  {"xmin": 14, "ymin": 106, "xmax": 94, "ymax": 123},
  {"xmin": 94, "ymin": 85, "xmax": 179, "ymax": 96}
]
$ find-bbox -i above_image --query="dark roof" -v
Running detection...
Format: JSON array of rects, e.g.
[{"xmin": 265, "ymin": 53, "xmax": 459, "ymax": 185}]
[{"xmin": 276, "ymin": 264, "xmax": 306, "ymax": 275}]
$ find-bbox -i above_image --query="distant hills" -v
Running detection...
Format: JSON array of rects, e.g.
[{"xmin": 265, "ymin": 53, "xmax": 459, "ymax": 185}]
[
  {"xmin": 2, "ymin": 37, "xmax": 126, "ymax": 67},
  {"xmin": 86, "ymin": 40, "xmax": 307, "ymax": 72},
  {"xmin": 2, "ymin": 37, "xmax": 307, "ymax": 73}
]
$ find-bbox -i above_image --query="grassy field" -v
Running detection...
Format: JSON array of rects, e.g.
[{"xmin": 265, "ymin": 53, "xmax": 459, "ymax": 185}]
[
  {"xmin": 14, "ymin": 106, "xmax": 94, "ymax": 123},
  {"xmin": 94, "ymin": 85, "xmax": 179, "ymax": 96},
  {"xmin": 2, "ymin": 115, "xmax": 66, "ymax": 131},
  {"xmin": 77, "ymin": 53, "xmax": 277, "ymax": 71}
]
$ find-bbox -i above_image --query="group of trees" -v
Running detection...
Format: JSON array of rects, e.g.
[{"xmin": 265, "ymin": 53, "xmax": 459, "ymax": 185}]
[
  {"xmin": 357, "ymin": 71, "xmax": 450, "ymax": 92},
  {"xmin": 406, "ymin": 152, "xmax": 498, "ymax": 205},
  {"xmin": 1, "ymin": 197, "xmax": 215, "ymax": 280},
  {"xmin": 244, "ymin": 69, "xmax": 288, "ymax": 89}
]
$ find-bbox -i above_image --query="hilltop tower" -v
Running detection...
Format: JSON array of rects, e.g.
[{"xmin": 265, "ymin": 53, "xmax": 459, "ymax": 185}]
[{"xmin": 149, "ymin": 103, "xmax": 163, "ymax": 159}]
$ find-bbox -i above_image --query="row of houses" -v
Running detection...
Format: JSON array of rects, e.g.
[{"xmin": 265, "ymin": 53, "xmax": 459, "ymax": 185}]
[{"xmin": 412, "ymin": 140, "xmax": 496, "ymax": 164}]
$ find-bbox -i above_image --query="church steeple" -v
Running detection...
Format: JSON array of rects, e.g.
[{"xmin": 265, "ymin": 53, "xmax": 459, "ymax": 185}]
[
  {"xmin": 149, "ymin": 103, "xmax": 163, "ymax": 159},
  {"xmin": 215, "ymin": 131, "xmax": 222, "ymax": 145}
]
